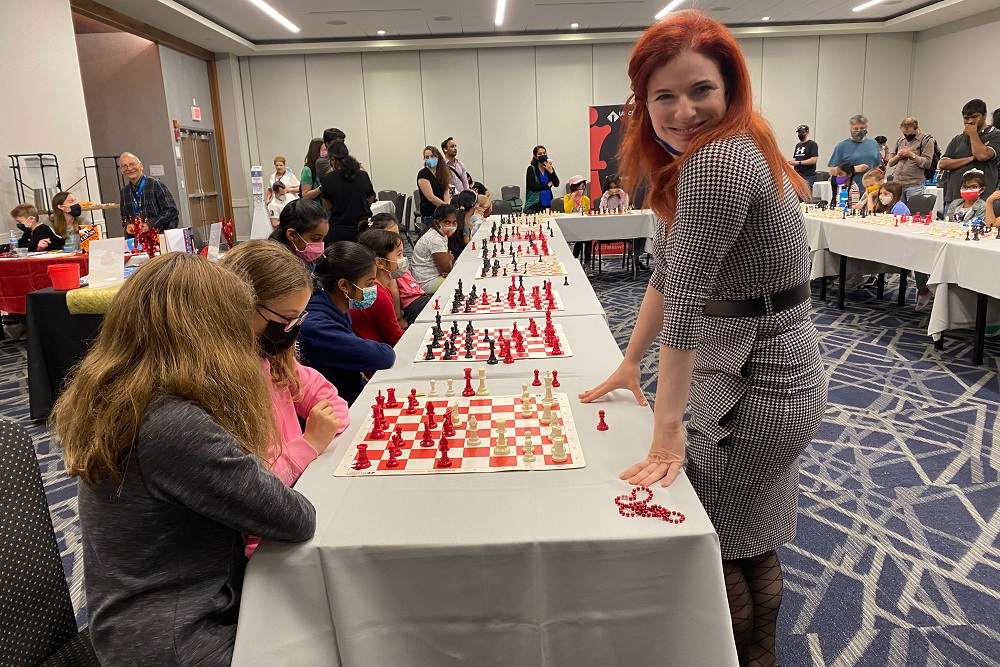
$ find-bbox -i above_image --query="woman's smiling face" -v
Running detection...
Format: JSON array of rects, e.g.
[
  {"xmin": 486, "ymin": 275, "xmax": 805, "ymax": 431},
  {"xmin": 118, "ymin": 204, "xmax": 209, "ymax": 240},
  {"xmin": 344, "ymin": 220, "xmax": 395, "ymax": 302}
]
[{"xmin": 646, "ymin": 50, "xmax": 728, "ymax": 154}]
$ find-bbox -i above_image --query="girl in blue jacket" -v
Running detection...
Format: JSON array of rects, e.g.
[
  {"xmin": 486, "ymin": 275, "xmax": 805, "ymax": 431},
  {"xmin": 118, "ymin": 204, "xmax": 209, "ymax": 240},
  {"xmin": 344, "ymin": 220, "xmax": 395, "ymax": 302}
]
[{"xmin": 298, "ymin": 242, "xmax": 396, "ymax": 405}]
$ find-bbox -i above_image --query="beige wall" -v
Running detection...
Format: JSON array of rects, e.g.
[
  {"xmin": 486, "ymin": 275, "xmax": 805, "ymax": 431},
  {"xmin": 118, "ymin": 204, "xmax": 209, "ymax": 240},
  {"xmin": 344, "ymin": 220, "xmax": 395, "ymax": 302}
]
[{"xmin": 0, "ymin": 0, "xmax": 93, "ymax": 234}]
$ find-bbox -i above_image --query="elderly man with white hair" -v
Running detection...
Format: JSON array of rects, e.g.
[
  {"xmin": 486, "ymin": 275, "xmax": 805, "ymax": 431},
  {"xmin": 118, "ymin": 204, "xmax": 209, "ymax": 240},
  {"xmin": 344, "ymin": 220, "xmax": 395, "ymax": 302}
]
[{"xmin": 118, "ymin": 152, "xmax": 179, "ymax": 235}]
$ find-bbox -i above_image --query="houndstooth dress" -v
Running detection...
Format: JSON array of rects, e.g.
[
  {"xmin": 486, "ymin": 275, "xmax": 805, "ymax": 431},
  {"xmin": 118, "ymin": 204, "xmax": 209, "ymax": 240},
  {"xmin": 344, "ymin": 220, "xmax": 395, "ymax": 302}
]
[{"xmin": 649, "ymin": 134, "xmax": 828, "ymax": 560}]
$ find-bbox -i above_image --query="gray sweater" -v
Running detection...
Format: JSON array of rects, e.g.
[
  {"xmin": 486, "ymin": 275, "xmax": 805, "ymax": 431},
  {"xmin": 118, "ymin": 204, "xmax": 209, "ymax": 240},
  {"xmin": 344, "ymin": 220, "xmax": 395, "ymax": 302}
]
[{"xmin": 78, "ymin": 397, "xmax": 316, "ymax": 666}]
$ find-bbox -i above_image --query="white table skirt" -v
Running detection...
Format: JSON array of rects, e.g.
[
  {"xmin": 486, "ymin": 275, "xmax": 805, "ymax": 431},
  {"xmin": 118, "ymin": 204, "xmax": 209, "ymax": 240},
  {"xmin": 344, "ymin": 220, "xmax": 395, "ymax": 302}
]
[
  {"xmin": 803, "ymin": 213, "xmax": 1000, "ymax": 336},
  {"xmin": 812, "ymin": 180, "xmax": 832, "ymax": 203},
  {"xmin": 550, "ymin": 211, "xmax": 656, "ymax": 245},
  {"xmin": 371, "ymin": 199, "xmax": 396, "ymax": 217}
]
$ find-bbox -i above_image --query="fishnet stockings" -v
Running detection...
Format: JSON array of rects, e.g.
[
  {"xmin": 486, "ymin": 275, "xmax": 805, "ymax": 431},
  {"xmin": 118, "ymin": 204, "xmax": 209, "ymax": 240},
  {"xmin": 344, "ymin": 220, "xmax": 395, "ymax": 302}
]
[{"xmin": 723, "ymin": 551, "xmax": 784, "ymax": 667}]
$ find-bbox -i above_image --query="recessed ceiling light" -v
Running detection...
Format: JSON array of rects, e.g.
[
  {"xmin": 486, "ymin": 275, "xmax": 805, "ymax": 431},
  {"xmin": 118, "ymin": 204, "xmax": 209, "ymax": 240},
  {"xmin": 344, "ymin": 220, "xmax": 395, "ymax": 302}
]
[
  {"xmin": 495, "ymin": 0, "xmax": 506, "ymax": 26},
  {"xmin": 853, "ymin": 0, "xmax": 886, "ymax": 11},
  {"xmin": 762, "ymin": 16, "xmax": 770, "ymax": 21},
  {"xmin": 655, "ymin": 1, "xmax": 685, "ymax": 20},
  {"xmin": 432, "ymin": 16, "xmax": 453, "ymax": 22},
  {"xmin": 377, "ymin": 30, "xmax": 386, "ymax": 35},
  {"xmin": 326, "ymin": 19, "xmax": 347, "ymax": 26},
  {"xmin": 247, "ymin": 0, "xmax": 300, "ymax": 33},
  {"xmin": 570, "ymin": 22, "xmax": 579, "ymax": 29}
]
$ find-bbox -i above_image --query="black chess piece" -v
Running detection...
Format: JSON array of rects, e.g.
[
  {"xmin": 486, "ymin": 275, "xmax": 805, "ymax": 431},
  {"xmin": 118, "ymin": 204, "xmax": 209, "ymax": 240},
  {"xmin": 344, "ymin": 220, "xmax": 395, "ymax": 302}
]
[
  {"xmin": 563, "ymin": 276, "xmax": 569, "ymax": 286},
  {"xmin": 424, "ymin": 343, "xmax": 435, "ymax": 360},
  {"xmin": 519, "ymin": 276, "xmax": 524, "ymax": 289},
  {"xmin": 464, "ymin": 301, "xmax": 473, "ymax": 314},
  {"xmin": 466, "ymin": 320, "xmax": 475, "ymax": 335},
  {"xmin": 549, "ymin": 227, "xmax": 554, "ymax": 237},
  {"xmin": 431, "ymin": 330, "xmax": 441, "ymax": 348},
  {"xmin": 457, "ymin": 279, "xmax": 464, "ymax": 295},
  {"xmin": 442, "ymin": 344, "xmax": 453, "ymax": 360},
  {"xmin": 495, "ymin": 291, "xmax": 501, "ymax": 303},
  {"xmin": 487, "ymin": 339, "xmax": 499, "ymax": 365}
]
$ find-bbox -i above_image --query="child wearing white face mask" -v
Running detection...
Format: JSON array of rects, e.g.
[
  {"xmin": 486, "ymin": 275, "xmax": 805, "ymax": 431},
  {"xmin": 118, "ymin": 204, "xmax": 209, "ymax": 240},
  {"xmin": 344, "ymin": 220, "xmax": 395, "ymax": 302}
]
[
  {"xmin": 410, "ymin": 204, "xmax": 457, "ymax": 293},
  {"xmin": 872, "ymin": 181, "xmax": 910, "ymax": 216},
  {"xmin": 352, "ymin": 229, "xmax": 407, "ymax": 346}
]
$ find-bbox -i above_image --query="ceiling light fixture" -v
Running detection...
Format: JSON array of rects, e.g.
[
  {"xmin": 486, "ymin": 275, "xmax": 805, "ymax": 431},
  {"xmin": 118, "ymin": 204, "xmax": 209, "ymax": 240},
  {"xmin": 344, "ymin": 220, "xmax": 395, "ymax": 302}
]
[
  {"xmin": 495, "ymin": 0, "xmax": 507, "ymax": 26},
  {"xmin": 248, "ymin": 0, "xmax": 300, "ymax": 33},
  {"xmin": 570, "ymin": 22, "xmax": 579, "ymax": 29},
  {"xmin": 853, "ymin": 0, "xmax": 886, "ymax": 11},
  {"xmin": 377, "ymin": 29, "xmax": 386, "ymax": 35},
  {"xmin": 655, "ymin": 1, "xmax": 685, "ymax": 20}
]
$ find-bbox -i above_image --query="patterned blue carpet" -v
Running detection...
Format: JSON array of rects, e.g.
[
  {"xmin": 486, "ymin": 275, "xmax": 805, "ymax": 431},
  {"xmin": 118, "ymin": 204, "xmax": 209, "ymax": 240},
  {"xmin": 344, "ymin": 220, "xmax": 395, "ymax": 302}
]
[{"xmin": 1, "ymin": 262, "xmax": 998, "ymax": 666}]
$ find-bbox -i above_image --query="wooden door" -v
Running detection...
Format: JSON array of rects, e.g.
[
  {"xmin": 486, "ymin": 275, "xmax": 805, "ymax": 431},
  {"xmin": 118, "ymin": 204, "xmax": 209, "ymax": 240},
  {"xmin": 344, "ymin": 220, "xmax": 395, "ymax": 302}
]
[{"xmin": 180, "ymin": 129, "xmax": 221, "ymax": 234}]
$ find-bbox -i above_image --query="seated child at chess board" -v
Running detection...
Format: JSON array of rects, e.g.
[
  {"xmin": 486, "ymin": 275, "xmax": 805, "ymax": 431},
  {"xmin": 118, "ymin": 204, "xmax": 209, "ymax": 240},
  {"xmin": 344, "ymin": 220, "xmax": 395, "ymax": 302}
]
[
  {"xmin": 353, "ymin": 229, "xmax": 407, "ymax": 346},
  {"xmin": 872, "ymin": 181, "xmax": 910, "ymax": 216},
  {"xmin": 269, "ymin": 199, "xmax": 328, "ymax": 272},
  {"xmin": 299, "ymin": 241, "xmax": 396, "ymax": 405},
  {"xmin": 410, "ymin": 204, "xmax": 457, "ymax": 294},
  {"xmin": 599, "ymin": 174, "xmax": 630, "ymax": 211},
  {"xmin": 362, "ymin": 213, "xmax": 409, "ymax": 328},
  {"xmin": 835, "ymin": 162, "xmax": 860, "ymax": 208},
  {"xmin": 945, "ymin": 170, "xmax": 987, "ymax": 222},
  {"xmin": 854, "ymin": 168, "xmax": 884, "ymax": 213},
  {"xmin": 220, "ymin": 241, "xmax": 349, "ymax": 556},
  {"xmin": 366, "ymin": 212, "xmax": 433, "ymax": 326}
]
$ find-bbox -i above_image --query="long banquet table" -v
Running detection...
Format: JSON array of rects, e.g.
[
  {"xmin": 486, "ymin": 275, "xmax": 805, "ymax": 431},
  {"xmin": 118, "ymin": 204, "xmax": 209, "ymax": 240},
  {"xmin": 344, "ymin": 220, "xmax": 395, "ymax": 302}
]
[{"xmin": 232, "ymin": 215, "xmax": 739, "ymax": 666}]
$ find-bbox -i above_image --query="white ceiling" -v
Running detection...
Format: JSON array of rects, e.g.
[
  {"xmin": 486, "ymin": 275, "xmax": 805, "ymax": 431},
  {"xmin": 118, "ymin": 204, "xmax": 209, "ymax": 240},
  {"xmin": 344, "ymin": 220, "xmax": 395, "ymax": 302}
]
[{"xmin": 89, "ymin": 0, "xmax": 995, "ymax": 54}]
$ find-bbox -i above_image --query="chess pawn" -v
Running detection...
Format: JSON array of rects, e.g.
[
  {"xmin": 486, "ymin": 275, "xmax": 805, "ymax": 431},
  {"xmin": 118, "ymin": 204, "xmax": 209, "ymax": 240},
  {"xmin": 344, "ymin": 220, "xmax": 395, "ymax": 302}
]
[
  {"xmin": 521, "ymin": 389, "xmax": 533, "ymax": 417},
  {"xmin": 467, "ymin": 414, "xmax": 480, "ymax": 446},
  {"xmin": 522, "ymin": 432, "xmax": 536, "ymax": 463},
  {"xmin": 429, "ymin": 379, "xmax": 438, "ymax": 397},
  {"xmin": 446, "ymin": 379, "xmax": 455, "ymax": 397},
  {"xmin": 549, "ymin": 424, "xmax": 568, "ymax": 463}
]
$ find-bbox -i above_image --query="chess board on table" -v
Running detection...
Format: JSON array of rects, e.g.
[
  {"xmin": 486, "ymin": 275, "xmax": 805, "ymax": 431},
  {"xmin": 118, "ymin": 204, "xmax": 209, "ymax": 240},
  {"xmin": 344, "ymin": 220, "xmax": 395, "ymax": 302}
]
[
  {"xmin": 334, "ymin": 392, "xmax": 585, "ymax": 476},
  {"xmin": 475, "ymin": 260, "xmax": 566, "ymax": 279},
  {"xmin": 414, "ymin": 321, "xmax": 572, "ymax": 362},
  {"xmin": 436, "ymin": 289, "xmax": 565, "ymax": 316}
]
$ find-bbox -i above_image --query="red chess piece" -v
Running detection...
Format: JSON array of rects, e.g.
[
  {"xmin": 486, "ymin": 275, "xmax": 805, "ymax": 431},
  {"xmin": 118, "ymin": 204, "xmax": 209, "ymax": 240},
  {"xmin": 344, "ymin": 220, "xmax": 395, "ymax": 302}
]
[
  {"xmin": 443, "ymin": 409, "xmax": 456, "ymax": 437},
  {"xmin": 551, "ymin": 336, "xmax": 563, "ymax": 356},
  {"xmin": 386, "ymin": 387, "xmax": 398, "ymax": 408},
  {"xmin": 462, "ymin": 367, "xmax": 476, "ymax": 397},
  {"xmin": 518, "ymin": 288, "xmax": 527, "ymax": 306},
  {"xmin": 406, "ymin": 389, "xmax": 419, "ymax": 414},
  {"xmin": 376, "ymin": 390, "xmax": 385, "ymax": 408},
  {"xmin": 597, "ymin": 410, "xmax": 609, "ymax": 431},
  {"xmin": 532, "ymin": 370, "xmax": 542, "ymax": 386},
  {"xmin": 515, "ymin": 336, "xmax": 525, "ymax": 354},
  {"xmin": 369, "ymin": 406, "xmax": 386, "ymax": 439},
  {"xmin": 471, "ymin": 241, "xmax": 476, "ymax": 250},
  {"xmin": 482, "ymin": 290, "xmax": 490, "ymax": 306},
  {"xmin": 437, "ymin": 435, "xmax": 453, "ymax": 468},
  {"xmin": 385, "ymin": 449, "xmax": 399, "ymax": 468},
  {"xmin": 434, "ymin": 299, "xmax": 440, "ymax": 310},
  {"xmin": 420, "ymin": 421, "xmax": 435, "ymax": 447},
  {"xmin": 389, "ymin": 432, "xmax": 403, "ymax": 457},
  {"xmin": 552, "ymin": 370, "xmax": 560, "ymax": 387},
  {"xmin": 503, "ymin": 341, "xmax": 515, "ymax": 364},
  {"xmin": 353, "ymin": 444, "xmax": 372, "ymax": 470},
  {"xmin": 425, "ymin": 402, "xmax": 437, "ymax": 429}
]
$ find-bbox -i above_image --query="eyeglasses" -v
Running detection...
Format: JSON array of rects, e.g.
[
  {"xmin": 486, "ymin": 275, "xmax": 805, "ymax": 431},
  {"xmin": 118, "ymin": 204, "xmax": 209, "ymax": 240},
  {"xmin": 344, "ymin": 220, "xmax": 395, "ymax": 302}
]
[
  {"xmin": 256, "ymin": 304, "xmax": 308, "ymax": 332},
  {"xmin": 119, "ymin": 163, "xmax": 140, "ymax": 171}
]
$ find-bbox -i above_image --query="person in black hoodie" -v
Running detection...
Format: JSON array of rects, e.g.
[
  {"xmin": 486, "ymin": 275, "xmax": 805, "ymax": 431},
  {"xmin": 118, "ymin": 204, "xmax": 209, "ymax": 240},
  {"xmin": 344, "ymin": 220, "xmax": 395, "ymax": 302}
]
[
  {"xmin": 298, "ymin": 241, "xmax": 395, "ymax": 405},
  {"xmin": 10, "ymin": 203, "xmax": 64, "ymax": 252}
]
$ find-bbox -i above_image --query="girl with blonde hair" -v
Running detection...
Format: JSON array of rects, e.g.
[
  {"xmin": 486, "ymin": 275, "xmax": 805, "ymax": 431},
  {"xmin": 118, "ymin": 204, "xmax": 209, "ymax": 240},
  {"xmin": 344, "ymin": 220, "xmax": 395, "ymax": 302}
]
[
  {"xmin": 219, "ymin": 240, "xmax": 350, "ymax": 556},
  {"xmin": 52, "ymin": 252, "xmax": 316, "ymax": 667}
]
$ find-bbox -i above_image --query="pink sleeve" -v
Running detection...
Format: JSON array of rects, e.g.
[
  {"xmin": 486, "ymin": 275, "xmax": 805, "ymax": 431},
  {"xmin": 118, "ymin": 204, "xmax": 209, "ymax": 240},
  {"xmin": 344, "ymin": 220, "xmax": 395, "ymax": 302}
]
[{"xmin": 294, "ymin": 361, "xmax": 350, "ymax": 434}]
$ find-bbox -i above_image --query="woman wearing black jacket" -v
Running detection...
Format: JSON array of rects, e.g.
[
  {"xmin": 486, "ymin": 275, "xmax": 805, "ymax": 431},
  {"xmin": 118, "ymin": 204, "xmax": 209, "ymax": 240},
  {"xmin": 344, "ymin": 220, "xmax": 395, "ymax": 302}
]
[{"xmin": 524, "ymin": 145, "xmax": 560, "ymax": 213}]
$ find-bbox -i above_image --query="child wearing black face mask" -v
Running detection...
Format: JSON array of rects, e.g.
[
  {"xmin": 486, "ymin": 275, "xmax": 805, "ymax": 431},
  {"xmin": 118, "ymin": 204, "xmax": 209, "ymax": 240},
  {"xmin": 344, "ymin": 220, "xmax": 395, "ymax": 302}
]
[{"xmin": 220, "ymin": 240, "xmax": 350, "ymax": 556}]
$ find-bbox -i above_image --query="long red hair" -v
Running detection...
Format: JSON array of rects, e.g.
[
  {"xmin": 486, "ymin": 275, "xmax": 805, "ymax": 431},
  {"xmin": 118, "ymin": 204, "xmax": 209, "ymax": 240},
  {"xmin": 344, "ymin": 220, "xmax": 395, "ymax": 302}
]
[{"xmin": 618, "ymin": 10, "xmax": 810, "ymax": 223}]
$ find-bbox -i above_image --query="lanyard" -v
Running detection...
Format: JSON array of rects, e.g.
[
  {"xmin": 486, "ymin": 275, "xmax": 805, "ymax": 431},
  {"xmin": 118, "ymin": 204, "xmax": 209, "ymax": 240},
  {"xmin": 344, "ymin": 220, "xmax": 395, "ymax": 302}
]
[{"xmin": 132, "ymin": 176, "xmax": 146, "ymax": 215}]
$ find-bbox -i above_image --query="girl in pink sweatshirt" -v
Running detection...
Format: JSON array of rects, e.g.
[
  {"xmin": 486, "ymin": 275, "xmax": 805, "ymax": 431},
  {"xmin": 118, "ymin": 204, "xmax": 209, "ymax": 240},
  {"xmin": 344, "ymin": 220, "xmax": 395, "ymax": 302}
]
[{"xmin": 220, "ymin": 240, "xmax": 350, "ymax": 556}]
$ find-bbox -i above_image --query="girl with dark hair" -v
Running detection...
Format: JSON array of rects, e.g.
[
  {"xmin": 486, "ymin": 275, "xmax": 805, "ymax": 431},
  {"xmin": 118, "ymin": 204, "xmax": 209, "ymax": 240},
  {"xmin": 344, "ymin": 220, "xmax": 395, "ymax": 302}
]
[
  {"xmin": 525, "ymin": 145, "xmax": 560, "ymax": 213},
  {"xmin": 299, "ymin": 138, "xmax": 324, "ymax": 201},
  {"xmin": 352, "ymin": 229, "xmax": 407, "ymax": 345},
  {"xmin": 269, "ymin": 199, "xmax": 329, "ymax": 271},
  {"xmin": 580, "ymin": 11, "xmax": 825, "ymax": 667},
  {"xmin": 298, "ymin": 241, "xmax": 395, "ymax": 405},
  {"xmin": 417, "ymin": 145, "xmax": 451, "ymax": 225},
  {"xmin": 319, "ymin": 142, "xmax": 376, "ymax": 244},
  {"xmin": 599, "ymin": 174, "xmax": 630, "ymax": 211},
  {"xmin": 410, "ymin": 204, "xmax": 457, "ymax": 293},
  {"xmin": 449, "ymin": 189, "xmax": 477, "ymax": 258}
]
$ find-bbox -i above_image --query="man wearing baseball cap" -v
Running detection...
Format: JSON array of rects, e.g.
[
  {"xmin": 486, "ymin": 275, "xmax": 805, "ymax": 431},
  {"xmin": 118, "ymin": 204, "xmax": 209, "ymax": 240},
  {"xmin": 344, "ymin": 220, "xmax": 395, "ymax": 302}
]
[{"xmin": 789, "ymin": 125, "xmax": 819, "ymax": 190}]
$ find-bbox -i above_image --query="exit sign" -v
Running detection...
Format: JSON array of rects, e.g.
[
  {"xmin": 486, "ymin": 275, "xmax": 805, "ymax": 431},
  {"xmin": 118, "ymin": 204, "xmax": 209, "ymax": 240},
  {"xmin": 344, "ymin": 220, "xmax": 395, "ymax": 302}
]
[{"xmin": 191, "ymin": 106, "xmax": 202, "ymax": 122}]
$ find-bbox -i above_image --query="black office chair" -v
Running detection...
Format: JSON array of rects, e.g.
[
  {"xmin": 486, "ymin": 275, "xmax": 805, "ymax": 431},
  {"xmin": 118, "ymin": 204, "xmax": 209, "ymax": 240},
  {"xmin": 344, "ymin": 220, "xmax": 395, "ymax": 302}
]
[
  {"xmin": 0, "ymin": 420, "xmax": 101, "ymax": 666},
  {"xmin": 500, "ymin": 186, "xmax": 523, "ymax": 213},
  {"xmin": 907, "ymin": 193, "xmax": 936, "ymax": 216},
  {"xmin": 551, "ymin": 197, "xmax": 564, "ymax": 212},
  {"xmin": 393, "ymin": 193, "xmax": 405, "ymax": 225},
  {"xmin": 377, "ymin": 189, "xmax": 398, "ymax": 202},
  {"xmin": 399, "ymin": 196, "xmax": 415, "ymax": 247},
  {"xmin": 412, "ymin": 190, "xmax": 426, "ymax": 230},
  {"xmin": 816, "ymin": 171, "xmax": 830, "ymax": 182},
  {"xmin": 490, "ymin": 200, "xmax": 513, "ymax": 216}
]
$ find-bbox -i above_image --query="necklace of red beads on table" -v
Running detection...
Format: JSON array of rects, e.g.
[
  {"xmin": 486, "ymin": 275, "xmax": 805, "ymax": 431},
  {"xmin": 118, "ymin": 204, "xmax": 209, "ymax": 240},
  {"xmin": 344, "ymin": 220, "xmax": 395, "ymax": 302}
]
[{"xmin": 615, "ymin": 486, "xmax": 685, "ymax": 524}]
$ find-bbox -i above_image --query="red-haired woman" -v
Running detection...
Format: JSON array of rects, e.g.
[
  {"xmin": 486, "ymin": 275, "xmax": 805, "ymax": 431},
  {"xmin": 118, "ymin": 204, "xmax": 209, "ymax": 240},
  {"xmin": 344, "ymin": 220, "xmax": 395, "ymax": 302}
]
[{"xmin": 580, "ymin": 10, "xmax": 827, "ymax": 667}]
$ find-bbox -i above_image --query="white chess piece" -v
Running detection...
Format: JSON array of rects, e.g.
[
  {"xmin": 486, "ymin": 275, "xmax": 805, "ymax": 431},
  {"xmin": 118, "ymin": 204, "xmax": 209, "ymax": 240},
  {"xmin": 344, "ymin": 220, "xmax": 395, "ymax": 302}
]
[
  {"xmin": 540, "ymin": 400, "xmax": 552, "ymax": 426},
  {"xmin": 542, "ymin": 372, "xmax": 554, "ymax": 408},
  {"xmin": 450, "ymin": 401, "xmax": 460, "ymax": 426},
  {"xmin": 522, "ymin": 432, "xmax": 536, "ymax": 463},
  {"xmin": 428, "ymin": 379, "xmax": 438, "ymax": 397},
  {"xmin": 521, "ymin": 384, "xmax": 532, "ymax": 417},
  {"xmin": 446, "ymin": 379, "xmax": 455, "ymax": 397},
  {"xmin": 550, "ymin": 424, "xmax": 567, "ymax": 462},
  {"xmin": 476, "ymin": 367, "xmax": 489, "ymax": 396},
  {"xmin": 494, "ymin": 418, "xmax": 510, "ymax": 455},
  {"xmin": 467, "ymin": 414, "xmax": 480, "ymax": 446}
]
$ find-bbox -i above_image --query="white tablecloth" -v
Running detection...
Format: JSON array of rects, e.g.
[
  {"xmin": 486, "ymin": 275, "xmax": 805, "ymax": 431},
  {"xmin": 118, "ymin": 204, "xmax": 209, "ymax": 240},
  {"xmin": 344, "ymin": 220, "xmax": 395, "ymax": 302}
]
[
  {"xmin": 803, "ymin": 213, "xmax": 1000, "ymax": 336},
  {"xmin": 551, "ymin": 210, "xmax": 656, "ymax": 245},
  {"xmin": 371, "ymin": 199, "xmax": 396, "ymax": 217},
  {"xmin": 812, "ymin": 180, "xmax": 832, "ymax": 203},
  {"xmin": 233, "ymin": 211, "xmax": 739, "ymax": 667}
]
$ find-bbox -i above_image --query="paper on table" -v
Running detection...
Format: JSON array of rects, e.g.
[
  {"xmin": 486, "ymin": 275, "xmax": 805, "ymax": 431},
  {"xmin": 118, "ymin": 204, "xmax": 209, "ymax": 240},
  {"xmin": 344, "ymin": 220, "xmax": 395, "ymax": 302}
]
[
  {"xmin": 163, "ymin": 228, "xmax": 187, "ymax": 253},
  {"xmin": 207, "ymin": 222, "xmax": 222, "ymax": 261},
  {"xmin": 87, "ymin": 238, "xmax": 126, "ymax": 286}
]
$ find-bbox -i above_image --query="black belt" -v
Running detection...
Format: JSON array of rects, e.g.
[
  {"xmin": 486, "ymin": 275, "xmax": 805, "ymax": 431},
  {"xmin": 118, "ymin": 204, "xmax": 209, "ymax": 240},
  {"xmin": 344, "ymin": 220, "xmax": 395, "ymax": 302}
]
[{"xmin": 703, "ymin": 282, "xmax": 810, "ymax": 318}]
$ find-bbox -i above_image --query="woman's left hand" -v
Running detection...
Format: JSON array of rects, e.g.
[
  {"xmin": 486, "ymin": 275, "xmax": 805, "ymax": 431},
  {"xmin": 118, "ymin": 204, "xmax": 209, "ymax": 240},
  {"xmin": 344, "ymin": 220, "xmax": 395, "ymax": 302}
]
[{"xmin": 620, "ymin": 421, "xmax": 686, "ymax": 487}]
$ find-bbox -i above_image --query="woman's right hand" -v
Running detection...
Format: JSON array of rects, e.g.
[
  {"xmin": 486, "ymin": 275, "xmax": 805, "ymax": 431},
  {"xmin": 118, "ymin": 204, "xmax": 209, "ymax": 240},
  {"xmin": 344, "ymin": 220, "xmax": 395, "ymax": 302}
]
[
  {"xmin": 37, "ymin": 238, "xmax": 50, "ymax": 251},
  {"xmin": 578, "ymin": 360, "xmax": 648, "ymax": 406},
  {"xmin": 303, "ymin": 400, "xmax": 342, "ymax": 454}
]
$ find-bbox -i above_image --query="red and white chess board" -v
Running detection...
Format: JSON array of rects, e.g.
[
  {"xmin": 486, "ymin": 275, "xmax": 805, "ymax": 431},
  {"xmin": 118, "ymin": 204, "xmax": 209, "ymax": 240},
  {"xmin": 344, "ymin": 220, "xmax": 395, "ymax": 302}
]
[
  {"xmin": 437, "ymin": 289, "xmax": 565, "ymax": 316},
  {"xmin": 475, "ymin": 260, "xmax": 566, "ymax": 279},
  {"xmin": 481, "ymin": 239, "xmax": 553, "ymax": 256},
  {"xmin": 415, "ymin": 321, "xmax": 572, "ymax": 363},
  {"xmin": 334, "ymin": 392, "xmax": 585, "ymax": 476}
]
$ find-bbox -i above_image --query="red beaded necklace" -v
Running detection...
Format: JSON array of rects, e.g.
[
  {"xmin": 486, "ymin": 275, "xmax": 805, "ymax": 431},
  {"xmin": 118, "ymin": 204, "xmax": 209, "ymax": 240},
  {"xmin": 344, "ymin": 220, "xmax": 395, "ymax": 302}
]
[{"xmin": 615, "ymin": 486, "xmax": 685, "ymax": 524}]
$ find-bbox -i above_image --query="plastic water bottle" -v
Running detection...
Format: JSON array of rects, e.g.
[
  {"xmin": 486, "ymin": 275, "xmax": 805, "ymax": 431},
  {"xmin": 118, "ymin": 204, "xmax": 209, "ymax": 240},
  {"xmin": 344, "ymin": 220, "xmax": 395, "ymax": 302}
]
[{"xmin": 8, "ymin": 230, "xmax": 17, "ymax": 250}]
